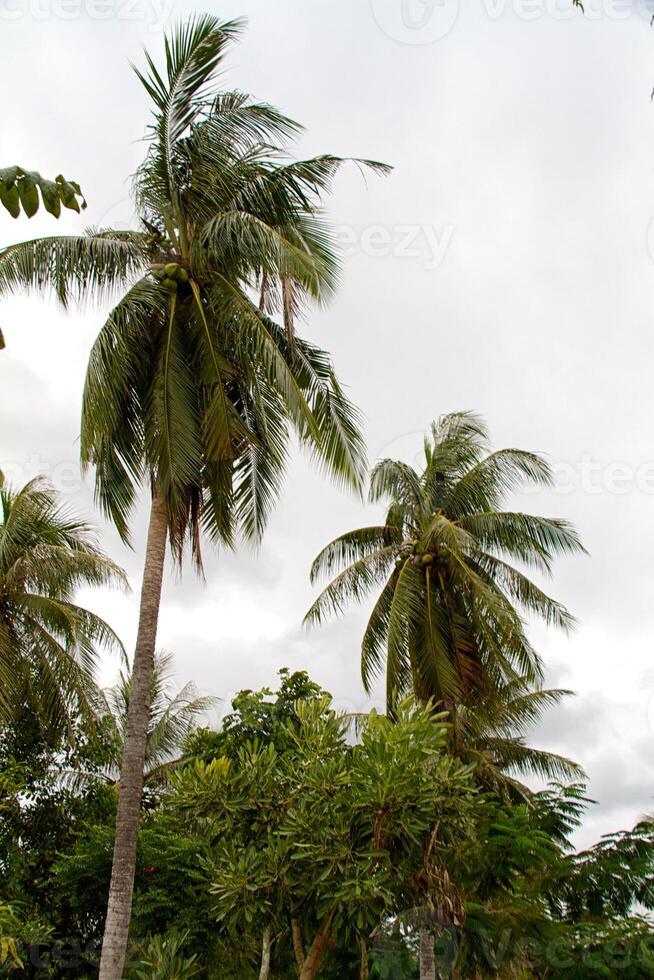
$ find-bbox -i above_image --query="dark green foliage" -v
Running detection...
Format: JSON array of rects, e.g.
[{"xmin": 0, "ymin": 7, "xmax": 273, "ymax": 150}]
[
  {"xmin": 184, "ymin": 667, "xmax": 328, "ymax": 761},
  {"xmin": 0, "ymin": 712, "xmax": 116, "ymax": 964},
  {"xmin": 306, "ymin": 412, "xmax": 585, "ymax": 715},
  {"xmin": 2, "ymin": 672, "xmax": 653, "ymax": 977},
  {"xmin": 0, "ymin": 167, "xmax": 85, "ymax": 219},
  {"xmin": 0, "ymin": 478, "xmax": 125, "ymax": 737}
]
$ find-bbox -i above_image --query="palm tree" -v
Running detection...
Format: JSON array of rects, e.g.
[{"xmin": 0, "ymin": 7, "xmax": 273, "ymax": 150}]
[
  {"xmin": 306, "ymin": 411, "xmax": 585, "ymax": 715},
  {"xmin": 70, "ymin": 651, "xmax": 214, "ymax": 789},
  {"xmin": 306, "ymin": 412, "xmax": 585, "ymax": 980},
  {"xmin": 0, "ymin": 17, "xmax": 385, "ymax": 976},
  {"xmin": 0, "ymin": 477, "xmax": 125, "ymax": 739},
  {"xmin": 448, "ymin": 679, "xmax": 584, "ymax": 797}
]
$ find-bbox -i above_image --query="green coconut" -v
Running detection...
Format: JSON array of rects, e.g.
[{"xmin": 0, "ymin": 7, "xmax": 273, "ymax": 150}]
[
  {"xmin": 164, "ymin": 262, "xmax": 179, "ymax": 277},
  {"xmin": 161, "ymin": 277, "xmax": 178, "ymax": 292}
]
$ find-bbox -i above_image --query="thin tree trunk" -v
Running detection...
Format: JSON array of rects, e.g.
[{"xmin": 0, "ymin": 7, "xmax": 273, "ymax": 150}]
[
  {"xmin": 299, "ymin": 917, "xmax": 332, "ymax": 980},
  {"xmin": 259, "ymin": 925, "xmax": 272, "ymax": 980},
  {"xmin": 291, "ymin": 917, "xmax": 305, "ymax": 973},
  {"xmin": 359, "ymin": 939, "xmax": 369, "ymax": 979},
  {"xmin": 420, "ymin": 927, "xmax": 436, "ymax": 980},
  {"xmin": 99, "ymin": 494, "xmax": 168, "ymax": 980}
]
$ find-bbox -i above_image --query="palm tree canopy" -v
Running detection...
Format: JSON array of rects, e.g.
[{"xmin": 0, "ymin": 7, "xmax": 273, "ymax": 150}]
[
  {"xmin": 305, "ymin": 411, "xmax": 586, "ymax": 712},
  {"xmin": 0, "ymin": 15, "xmax": 389, "ymax": 563},
  {"xmin": 0, "ymin": 478, "xmax": 126, "ymax": 737}
]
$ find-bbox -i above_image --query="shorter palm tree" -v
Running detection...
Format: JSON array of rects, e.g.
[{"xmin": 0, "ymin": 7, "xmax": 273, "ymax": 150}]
[
  {"xmin": 89, "ymin": 651, "xmax": 215, "ymax": 787},
  {"xmin": 0, "ymin": 478, "xmax": 125, "ymax": 737},
  {"xmin": 305, "ymin": 412, "xmax": 586, "ymax": 713}
]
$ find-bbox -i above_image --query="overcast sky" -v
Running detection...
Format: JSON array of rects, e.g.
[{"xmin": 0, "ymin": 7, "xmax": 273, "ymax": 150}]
[{"xmin": 2, "ymin": 0, "xmax": 654, "ymax": 847}]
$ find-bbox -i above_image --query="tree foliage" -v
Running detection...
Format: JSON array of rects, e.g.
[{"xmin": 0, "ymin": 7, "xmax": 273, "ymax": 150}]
[
  {"xmin": 0, "ymin": 478, "xmax": 125, "ymax": 738},
  {"xmin": 0, "ymin": 15, "xmax": 387, "ymax": 561},
  {"xmin": 306, "ymin": 412, "xmax": 586, "ymax": 714},
  {"xmin": 0, "ymin": 167, "xmax": 85, "ymax": 219}
]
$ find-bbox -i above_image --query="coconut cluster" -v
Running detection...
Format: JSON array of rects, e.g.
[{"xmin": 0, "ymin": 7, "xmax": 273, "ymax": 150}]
[
  {"xmin": 151, "ymin": 262, "xmax": 190, "ymax": 293},
  {"xmin": 395, "ymin": 539, "xmax": 437, "ymax": 568}
]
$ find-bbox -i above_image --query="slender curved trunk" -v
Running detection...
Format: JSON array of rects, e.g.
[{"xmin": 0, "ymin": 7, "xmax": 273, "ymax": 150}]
[
  {"xmin": 359, "ymin": 939, "xmax": 369, "ymax": 979},
  {"xmin": 420, "ymin": 927, "xmax": 436, "ymax": 980},
  {"xmin": 258, "ymin": 925, "xmax": 272, "ymax": 980},
  {"xmin": 291, "ymin": 918, "xmax": 305, "ymax": 973},
  {"xmin": 99, "ymin": 494, "xmax": 168, "ymax": 980},
  {"xmin": 299, "ymin": 917, "xmax": 332, "ymax": 980}
]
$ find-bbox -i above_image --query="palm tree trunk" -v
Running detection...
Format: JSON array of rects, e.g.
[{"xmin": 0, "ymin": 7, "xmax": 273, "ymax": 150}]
[
  {"xmin": 259, "ymin": 925, "xmax": 272, "ymax": 980},
  {"xmin": 99, "ymin": 494, "xmax": 168, "ymax": 980},
  {"xmin": 420, "ymin": 927, "xmax": 436, "ymax": 980}
]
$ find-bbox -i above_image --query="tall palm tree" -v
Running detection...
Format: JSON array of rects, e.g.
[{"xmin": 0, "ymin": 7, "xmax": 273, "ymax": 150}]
[
  {"xmin": 0, "ymin": 17, "xmax": 385, "ymax": 976},
  {"xmin": 305, "ymin": 411, "xmax": 585, "ymax": 714},
  {"xmin": 0, "ymin": 477, "xmax": 125, "ymax": 738}
]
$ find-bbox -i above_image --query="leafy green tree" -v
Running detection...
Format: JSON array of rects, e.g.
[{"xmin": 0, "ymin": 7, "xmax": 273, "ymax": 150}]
[
  {"xmin": 8, "ymin": 669, "xmax": 652, "ymax": 979},
  {"xmin": 0, "ymin": 17, "xmax": 386, "ymax": 975},
  {"xmin": 305, "ymin": 411, "xmax": 585, "ymax": 715},
  {"xmin": 551, "ymin": 816, "xmax": 654, "ymax": 921},
  {"xmin": 452, "ymin": 784, "xmax": 654, "ymax": 979},
  {"xmin": 52, "ymin": 813, "xmax": 213, "ymax": 963},
  {"xmin": 0, "ymin": 708, "xmax": 116, "ymax": 962},
  {"xmin": 0, "ymin": 478, "xmax": 125, "ymax": 738},
  {"xmin": 184, "ymin": 668, "xmax": 329, "ymax": 763},
  {"xmin": 173, "ymin": 697, "xmax": 476, "ymax": 980},
  {"xmin": 127, "ymin": 931, "xmax": 201, "ymax": 979},
  {"xmin": 0, "ymin": 167, "xmax": 85, "ymax": 220}
]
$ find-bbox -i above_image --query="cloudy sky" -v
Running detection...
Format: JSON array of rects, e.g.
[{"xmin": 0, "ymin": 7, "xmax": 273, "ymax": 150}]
[{"xmin": 2, "ymin": 0, "xmax": 654, "ymax": 846}]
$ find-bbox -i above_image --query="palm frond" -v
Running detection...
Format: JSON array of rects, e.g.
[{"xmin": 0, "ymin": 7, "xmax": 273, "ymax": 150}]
[
  {"xmin": 134, "ymin": 14, "xmax": 245, "ymax": 220},
  {"xmin": 303, "ymin": 548, "xmax": 398, "ymax": 628},
  {"xmin": 0, "ymin": 479, "xmax": 126, "ymax": 738},
  {"xmin": 0, "ymin": 231, "xmax": 148, "ymax": 308},
  {"xmin": 310, "ymin": 526, "xmax": 402, "ymax": 584}
]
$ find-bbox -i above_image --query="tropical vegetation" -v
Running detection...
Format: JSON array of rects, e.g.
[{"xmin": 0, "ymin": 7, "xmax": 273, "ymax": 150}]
[
  {"xmin": 0, "ymin": 9, "xmax": 652, "ymax": 980},
  {"xmin": 0, "ymin": 14, "xmax": 385, "ymax": 976},
  {"xmin": 0, "ymin": 167, "xmax": 85, "ymax": 220}
]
